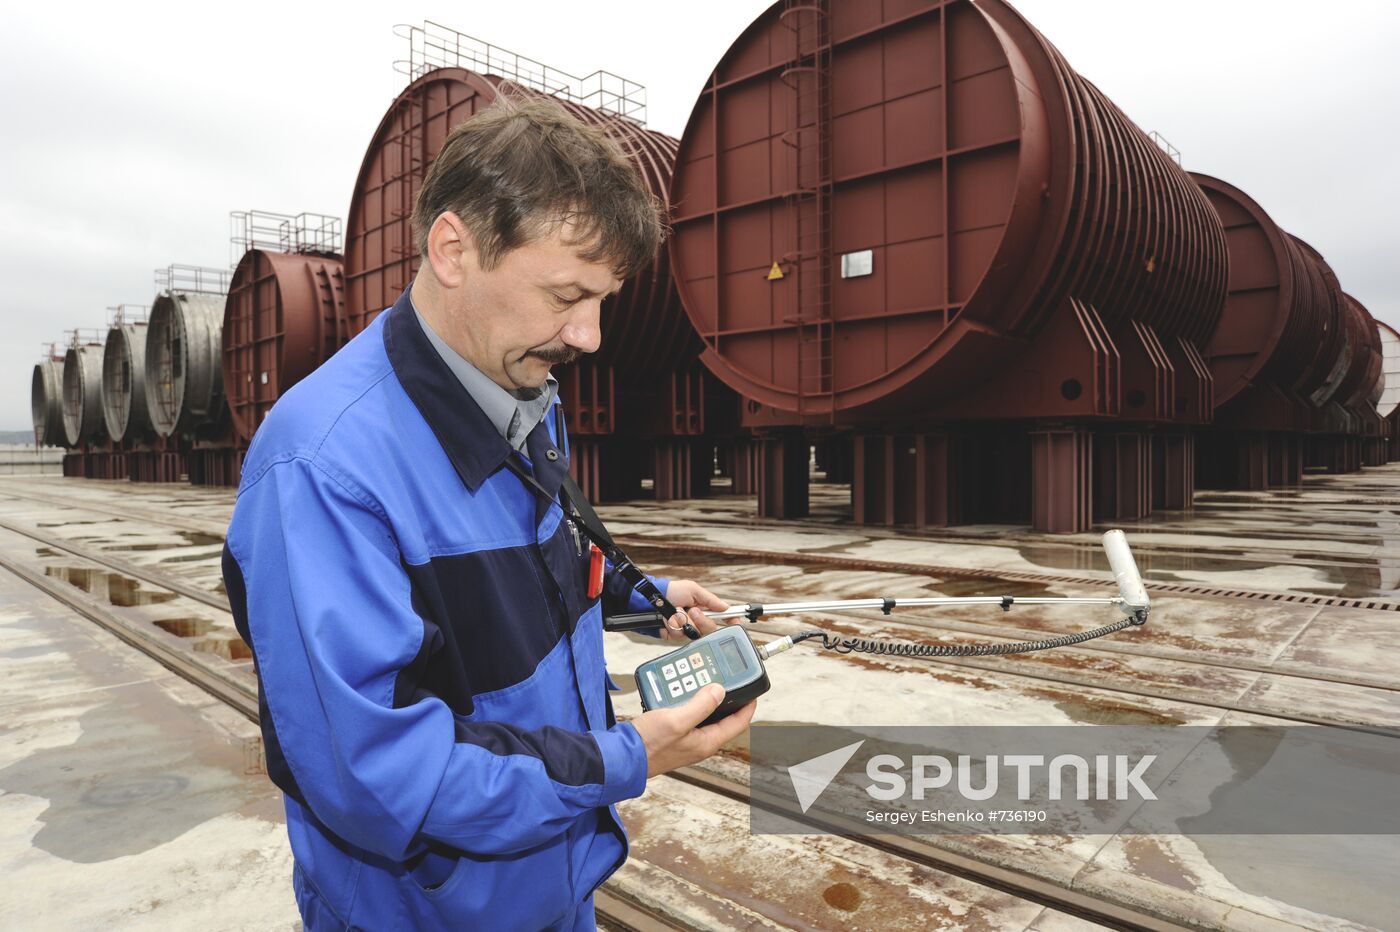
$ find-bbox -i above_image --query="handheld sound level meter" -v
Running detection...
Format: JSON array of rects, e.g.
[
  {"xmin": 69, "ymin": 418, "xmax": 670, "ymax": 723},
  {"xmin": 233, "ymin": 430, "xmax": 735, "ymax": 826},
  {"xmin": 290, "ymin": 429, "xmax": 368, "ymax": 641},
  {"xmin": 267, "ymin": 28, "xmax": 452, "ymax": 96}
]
[{"xmin": 635, "ymin": 626, "xmax": 771, "ymax": 726}]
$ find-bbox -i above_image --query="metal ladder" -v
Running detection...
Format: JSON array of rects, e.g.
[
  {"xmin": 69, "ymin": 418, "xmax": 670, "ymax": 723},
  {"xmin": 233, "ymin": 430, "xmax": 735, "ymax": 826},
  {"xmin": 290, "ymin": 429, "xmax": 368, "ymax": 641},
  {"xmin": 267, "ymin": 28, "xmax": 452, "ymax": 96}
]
[
  {"xmin": 780, "ymin": 0, "xmax": 834, "ymax": 418},
  {"xmin": 386, "ymin": 90, "xmax": 427, "ymax": 291}
]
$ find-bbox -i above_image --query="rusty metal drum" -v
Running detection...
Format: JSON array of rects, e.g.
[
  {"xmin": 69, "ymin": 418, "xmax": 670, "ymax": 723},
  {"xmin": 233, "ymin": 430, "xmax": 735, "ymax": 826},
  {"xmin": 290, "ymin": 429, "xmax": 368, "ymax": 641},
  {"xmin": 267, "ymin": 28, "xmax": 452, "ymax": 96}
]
[
  {"xmin": 62, "ymin": 342, "xmax": 107, "ymax": 446},
  {"xmin": 146, "ymin": 291, "xmax": 226, "ymax": 438},
  {"xmin": 222, "ymin": 249, "xmax": 347, "ymax": 444},
  {"xmin": 343, "ymin": 67, "xmax": 692, "ymax": 380},
  {"xmin": 668, "ymin": 0, "xmax": 1226, "ymax": 418},
  {"xmin": 31, "ymin": 357, "xmax": 66, "ymax": 447},
  {"xmin": 101, "ymin": 322, "xmax": 153, "ymax": 443}
]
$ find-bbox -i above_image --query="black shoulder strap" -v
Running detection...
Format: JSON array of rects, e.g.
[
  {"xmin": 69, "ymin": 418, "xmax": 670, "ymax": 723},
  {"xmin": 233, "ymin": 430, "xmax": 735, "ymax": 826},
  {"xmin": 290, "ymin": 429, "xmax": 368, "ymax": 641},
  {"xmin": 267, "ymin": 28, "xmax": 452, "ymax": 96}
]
[{"xmin": 501, "ymin": 446, "xmax": 682, "ymax": 631}]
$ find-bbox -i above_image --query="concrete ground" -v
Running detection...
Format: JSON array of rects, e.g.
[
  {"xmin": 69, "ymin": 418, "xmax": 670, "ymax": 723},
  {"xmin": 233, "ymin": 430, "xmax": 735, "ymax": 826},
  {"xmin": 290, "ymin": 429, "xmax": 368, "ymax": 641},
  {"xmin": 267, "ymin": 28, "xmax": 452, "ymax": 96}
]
[{"xmin": 0, "ymin": 565, "xmax": 298, "ymax": 930}]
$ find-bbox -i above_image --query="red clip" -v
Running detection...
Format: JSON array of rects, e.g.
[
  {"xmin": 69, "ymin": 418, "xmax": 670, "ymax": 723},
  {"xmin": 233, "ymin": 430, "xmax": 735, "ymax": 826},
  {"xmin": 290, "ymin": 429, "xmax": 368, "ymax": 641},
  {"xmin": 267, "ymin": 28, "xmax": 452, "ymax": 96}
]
[{"xmin": 587, "ymin": 543, "xmax": 605, "ymax": 599}]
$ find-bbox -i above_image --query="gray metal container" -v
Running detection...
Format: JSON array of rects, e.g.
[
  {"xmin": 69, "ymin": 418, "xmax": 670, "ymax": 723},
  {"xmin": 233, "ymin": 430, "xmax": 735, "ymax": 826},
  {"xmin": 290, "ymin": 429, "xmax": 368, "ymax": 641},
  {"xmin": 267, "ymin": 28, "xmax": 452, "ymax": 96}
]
[
  {"xmin": 62, "ymin": 344, "xmax": 107, "ymax": 446},
  {"xmin": 146, "ymin": 290, "xmax": 225, "ymax": 437},
  {"xmin": 102, "ymin": 322, "xmax": 153, "ymax": 442},
  {"xmin": 31, "ymin": 359, "xmax": 67, "ymax": 447}
]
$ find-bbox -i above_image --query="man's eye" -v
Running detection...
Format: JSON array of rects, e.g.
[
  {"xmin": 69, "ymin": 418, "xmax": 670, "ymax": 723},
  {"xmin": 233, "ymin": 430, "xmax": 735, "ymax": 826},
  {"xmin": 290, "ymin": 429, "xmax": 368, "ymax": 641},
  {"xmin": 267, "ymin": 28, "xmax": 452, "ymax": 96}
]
[{"xmin": 551, "ymin": 293, "xmax": 580, "ymax": 306}]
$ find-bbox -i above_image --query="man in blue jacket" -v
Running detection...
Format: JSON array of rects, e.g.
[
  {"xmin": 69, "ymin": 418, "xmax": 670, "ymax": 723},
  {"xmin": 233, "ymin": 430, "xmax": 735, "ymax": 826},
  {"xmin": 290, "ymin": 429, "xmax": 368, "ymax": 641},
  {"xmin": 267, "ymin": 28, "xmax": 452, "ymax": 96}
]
[{"xmin": 222, "ymin": 94, "xmax": 756, "ymax": 930}]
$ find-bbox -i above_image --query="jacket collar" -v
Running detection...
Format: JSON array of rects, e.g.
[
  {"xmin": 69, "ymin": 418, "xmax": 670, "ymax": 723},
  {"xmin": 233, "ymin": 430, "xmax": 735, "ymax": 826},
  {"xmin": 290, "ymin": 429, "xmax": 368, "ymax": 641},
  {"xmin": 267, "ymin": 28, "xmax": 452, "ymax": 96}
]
[{"xmin": 382, "ymin": 288, "xmax": 513, "ymax": 491}]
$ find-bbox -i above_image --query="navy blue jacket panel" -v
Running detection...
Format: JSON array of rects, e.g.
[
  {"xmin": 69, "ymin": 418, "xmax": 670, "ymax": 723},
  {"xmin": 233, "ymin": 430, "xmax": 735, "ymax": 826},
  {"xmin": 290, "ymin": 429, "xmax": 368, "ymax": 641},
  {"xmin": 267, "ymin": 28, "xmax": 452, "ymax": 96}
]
[{"xmin": 223, "ymin": 289, "xmax": 662, "ymax": 930}]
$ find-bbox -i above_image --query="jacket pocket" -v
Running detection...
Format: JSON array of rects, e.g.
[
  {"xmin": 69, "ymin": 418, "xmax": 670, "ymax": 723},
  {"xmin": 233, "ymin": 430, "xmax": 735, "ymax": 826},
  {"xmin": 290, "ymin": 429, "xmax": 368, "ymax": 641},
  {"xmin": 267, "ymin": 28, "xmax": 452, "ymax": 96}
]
[{"xmin": 401, "ymin": 834, "xmax": 574, "ymax": 929}]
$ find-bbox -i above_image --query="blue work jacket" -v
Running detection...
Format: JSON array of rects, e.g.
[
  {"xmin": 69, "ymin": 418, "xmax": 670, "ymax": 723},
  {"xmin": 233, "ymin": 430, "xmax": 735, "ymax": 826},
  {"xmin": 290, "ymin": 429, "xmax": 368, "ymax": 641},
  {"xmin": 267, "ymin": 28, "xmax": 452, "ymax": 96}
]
[{"xmin": 222, "ymin": 288, "xmax": 661, "ymax": 930}]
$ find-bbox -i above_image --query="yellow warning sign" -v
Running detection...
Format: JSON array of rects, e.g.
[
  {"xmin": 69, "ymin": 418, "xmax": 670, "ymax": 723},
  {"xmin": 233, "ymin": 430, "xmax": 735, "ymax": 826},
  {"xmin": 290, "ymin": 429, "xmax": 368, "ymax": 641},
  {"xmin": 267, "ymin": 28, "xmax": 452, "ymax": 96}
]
[{"xmin": 766, "ymin": 262, "xmax": 785, "ymax": 281}]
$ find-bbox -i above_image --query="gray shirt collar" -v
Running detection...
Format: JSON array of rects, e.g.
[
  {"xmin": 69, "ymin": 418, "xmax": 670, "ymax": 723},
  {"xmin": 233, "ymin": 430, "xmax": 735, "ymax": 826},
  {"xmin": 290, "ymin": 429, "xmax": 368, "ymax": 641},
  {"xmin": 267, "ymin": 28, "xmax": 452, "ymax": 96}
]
[{"xmin": 411, "ymin": 299, "xmax": 557, "ymax": 452}]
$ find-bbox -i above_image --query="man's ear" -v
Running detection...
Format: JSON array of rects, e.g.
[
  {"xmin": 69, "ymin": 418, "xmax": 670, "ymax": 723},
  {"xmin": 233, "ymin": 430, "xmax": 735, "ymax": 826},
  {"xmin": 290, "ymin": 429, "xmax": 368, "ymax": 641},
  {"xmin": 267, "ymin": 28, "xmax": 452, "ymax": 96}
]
[{"xmin": 425, "ymin": 211, "xmax": 478, "ymax": 288}]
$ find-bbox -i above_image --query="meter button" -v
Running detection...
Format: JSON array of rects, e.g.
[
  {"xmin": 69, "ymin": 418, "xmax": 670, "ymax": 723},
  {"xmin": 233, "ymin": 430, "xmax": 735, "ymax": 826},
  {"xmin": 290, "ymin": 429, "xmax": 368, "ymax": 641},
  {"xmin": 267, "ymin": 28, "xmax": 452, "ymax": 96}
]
[
  {"xmin": 675, "ymin": 658, "xmax": 691, "ymax": 675},
  {"xmin": 662, "ymin": 663, "xmax": 677, "ymax": 680},
  {"xmin": 695, "ymin": 669, "xmax": 711, "ymax": 686},
  {"xmin": 667, "ymin": 681, "xmax": 684, "ymax": 699},
  {"xmin": 681, "ymin": 675, "xmax": 697, "ymax": 692},
  {"xmin": 688, "ymin": 652, "xmax": 704, "ymax": 669}
]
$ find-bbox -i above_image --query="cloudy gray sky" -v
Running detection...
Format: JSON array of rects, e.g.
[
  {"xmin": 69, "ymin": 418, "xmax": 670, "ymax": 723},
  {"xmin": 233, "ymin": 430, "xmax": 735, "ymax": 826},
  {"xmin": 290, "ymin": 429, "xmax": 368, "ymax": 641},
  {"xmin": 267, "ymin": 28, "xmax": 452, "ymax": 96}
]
[{"xmin": 3, "ymin": 0, "xmax": 1396, "ymax": 431}]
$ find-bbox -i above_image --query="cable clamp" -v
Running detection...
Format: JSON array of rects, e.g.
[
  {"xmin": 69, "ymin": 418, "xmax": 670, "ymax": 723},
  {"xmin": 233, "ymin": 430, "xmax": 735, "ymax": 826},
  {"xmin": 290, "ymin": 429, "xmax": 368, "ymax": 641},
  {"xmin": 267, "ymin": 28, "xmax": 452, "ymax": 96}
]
[
  {"xmin": 1000, "ymin": 596, "xmax": 1014, "ymax": 612},
  {"xmin": 881, "ymin": 598, "xmax": 895, "ymax": 615},
  {"xmin": 745, "ymin": 604, "xmax": 764, "ymax": 622}
]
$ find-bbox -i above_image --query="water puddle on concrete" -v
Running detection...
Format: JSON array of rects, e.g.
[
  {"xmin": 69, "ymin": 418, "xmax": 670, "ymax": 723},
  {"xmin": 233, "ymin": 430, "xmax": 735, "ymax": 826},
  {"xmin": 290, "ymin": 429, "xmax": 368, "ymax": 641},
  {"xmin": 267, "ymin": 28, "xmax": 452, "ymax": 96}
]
[
  {"xmin": 157, "ymin": 550, "xmax": 222, "ymax": 565},
  {"xmin": 194, "ymin": 637, "xmax": 253, "ymax": 661},
  {"xmin": 44, "ymin": 566, "xmax": 177, "ymax": 607},
  {"xmin": 179, "ymin": 531, "xmax": 224, "ymax": 547},
  {"xmin": 152, "ymin": 617, "xmax": 213, "ymax": 638},
  {"xmin": 147, "ymin": 617, "xmax": 248, "ymax": 663}
]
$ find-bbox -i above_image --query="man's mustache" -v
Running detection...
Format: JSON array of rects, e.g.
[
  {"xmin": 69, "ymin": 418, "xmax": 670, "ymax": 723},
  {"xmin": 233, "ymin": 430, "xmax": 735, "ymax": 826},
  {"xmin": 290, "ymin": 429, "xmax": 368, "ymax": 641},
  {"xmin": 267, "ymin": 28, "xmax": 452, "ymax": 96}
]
[{"xmin": 524, "ymin": 345, "xmax": 582, "ymax": 365}]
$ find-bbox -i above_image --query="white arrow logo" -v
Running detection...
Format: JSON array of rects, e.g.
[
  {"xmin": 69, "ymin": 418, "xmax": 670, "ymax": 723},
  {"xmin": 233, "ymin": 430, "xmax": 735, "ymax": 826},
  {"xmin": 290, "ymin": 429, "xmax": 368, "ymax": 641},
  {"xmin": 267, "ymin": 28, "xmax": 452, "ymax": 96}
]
[{"xmin": 786, "ymin": 740, "xmax": 865, "ymax": 813}]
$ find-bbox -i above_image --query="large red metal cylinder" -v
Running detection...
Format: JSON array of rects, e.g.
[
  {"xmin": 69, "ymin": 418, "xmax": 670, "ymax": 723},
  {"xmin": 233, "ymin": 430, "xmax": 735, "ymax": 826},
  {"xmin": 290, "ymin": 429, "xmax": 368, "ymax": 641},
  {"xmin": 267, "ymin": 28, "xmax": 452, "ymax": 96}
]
[
  {"xmin": 222, "ymin": 249, "xmax": 347, "ymax": 444},
  {"xmin": 668, "ymin": 0, "xmax": 1226, "ymax": 418},
  {"xmin": 1333, "ymin": 293, "xmax": 1382, "ymax": 411},
  {"xmin": 1192, "ymin": 173, "xmax": 1368, "ymax": 416},
  {"xmin": 343, "ymin": 68, "xmax": 693, "ymax": 380}
]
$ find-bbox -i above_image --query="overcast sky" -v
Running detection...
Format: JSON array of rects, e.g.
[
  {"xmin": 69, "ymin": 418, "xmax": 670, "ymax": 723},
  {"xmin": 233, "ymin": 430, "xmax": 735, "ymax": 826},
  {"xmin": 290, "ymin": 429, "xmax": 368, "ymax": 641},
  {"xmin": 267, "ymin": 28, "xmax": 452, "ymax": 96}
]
[{"xmin": 3, "ymin": 0, "xmax": 1396, "ymax": 431}]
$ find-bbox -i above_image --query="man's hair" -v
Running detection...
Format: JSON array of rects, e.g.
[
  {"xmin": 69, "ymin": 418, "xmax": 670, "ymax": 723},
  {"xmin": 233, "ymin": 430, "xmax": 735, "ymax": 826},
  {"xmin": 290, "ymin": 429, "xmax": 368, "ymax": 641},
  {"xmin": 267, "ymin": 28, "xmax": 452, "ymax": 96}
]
[{"xmin": 411, "ymin": 90, "xmax": 663, "ymax": 279}]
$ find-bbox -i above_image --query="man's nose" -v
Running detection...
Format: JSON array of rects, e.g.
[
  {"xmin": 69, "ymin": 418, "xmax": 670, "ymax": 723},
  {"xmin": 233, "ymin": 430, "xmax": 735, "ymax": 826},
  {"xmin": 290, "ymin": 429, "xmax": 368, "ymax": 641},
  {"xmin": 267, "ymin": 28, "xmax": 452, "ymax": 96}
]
[{"xmin": 560, "ymin": 299, "xmax": 602, "ymax": 354}]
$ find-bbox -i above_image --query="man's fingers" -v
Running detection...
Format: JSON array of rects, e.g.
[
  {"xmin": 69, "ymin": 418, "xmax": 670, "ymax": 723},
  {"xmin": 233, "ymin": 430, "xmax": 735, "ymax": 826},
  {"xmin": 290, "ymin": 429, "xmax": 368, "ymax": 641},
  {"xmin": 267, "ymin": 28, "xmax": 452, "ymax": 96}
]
[
  {"xmin": 686, "ymin": 606, "xmax": 718, "ymax": 635},
  {"xmin": 699, "ymin": 700, "xmax": 757, "ymax": 747},
  {"xmin": 670, "ymin": 683, "xmax": 727, "ymax": 731},
  {"xmin": 694, "ymin": 584, "xmax": 728, "ymax": 612}
]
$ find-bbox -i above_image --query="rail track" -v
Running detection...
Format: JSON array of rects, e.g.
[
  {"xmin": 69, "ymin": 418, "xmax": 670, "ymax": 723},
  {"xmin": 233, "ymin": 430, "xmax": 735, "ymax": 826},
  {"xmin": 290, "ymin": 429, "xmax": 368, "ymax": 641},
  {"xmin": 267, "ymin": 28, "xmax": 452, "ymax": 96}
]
[{"xmin": 4, "ymin": 480, "xmax": 1397, "ymax": 614}]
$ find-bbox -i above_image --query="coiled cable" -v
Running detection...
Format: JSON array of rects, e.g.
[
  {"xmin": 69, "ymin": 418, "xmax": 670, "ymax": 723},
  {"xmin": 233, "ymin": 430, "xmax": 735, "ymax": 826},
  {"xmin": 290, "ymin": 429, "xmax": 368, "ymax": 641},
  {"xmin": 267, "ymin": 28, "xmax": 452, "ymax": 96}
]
[{"xmin": 790, "ymin": 611, "xmax": 1145, "ymax": 658}]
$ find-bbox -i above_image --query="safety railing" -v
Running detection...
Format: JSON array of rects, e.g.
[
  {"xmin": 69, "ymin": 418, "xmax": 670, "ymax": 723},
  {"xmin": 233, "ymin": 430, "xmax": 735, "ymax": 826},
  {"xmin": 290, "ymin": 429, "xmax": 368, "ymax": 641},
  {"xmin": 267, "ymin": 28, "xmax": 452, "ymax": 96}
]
[
  {"xmin": 229, "ymin": 209, "xmax": 343, "ymax": 265},
  {"xmin": 155, "ymin": 263, "xmax": 232, "ymax": 296},
  {"xmin": 392, "ymin": 21, "xmax": 647, "ymax": 124}
]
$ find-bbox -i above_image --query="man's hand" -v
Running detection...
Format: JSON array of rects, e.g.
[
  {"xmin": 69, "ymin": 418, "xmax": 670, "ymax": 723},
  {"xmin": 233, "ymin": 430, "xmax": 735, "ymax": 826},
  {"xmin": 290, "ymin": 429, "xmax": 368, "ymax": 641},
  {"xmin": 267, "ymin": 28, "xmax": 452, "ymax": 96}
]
[
  {"xmin": 661, "ymin": 579, "xmax": 735, "ymax": 641},
  {"xmin": 631, "ymin": 684, "xmax": 757, "ymax": 777}
]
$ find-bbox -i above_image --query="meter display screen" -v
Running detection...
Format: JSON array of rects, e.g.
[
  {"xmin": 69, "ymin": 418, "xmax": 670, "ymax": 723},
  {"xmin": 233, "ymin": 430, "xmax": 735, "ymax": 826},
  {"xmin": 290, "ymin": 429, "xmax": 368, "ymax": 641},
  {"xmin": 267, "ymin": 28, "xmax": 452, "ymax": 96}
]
[
  {"xmin": 636, "ymin": 627, "xmax": 771, "ymax": 724},
  {"xmin": 718, "ymin": 636, "xmax": 746, "ymax": 671}
]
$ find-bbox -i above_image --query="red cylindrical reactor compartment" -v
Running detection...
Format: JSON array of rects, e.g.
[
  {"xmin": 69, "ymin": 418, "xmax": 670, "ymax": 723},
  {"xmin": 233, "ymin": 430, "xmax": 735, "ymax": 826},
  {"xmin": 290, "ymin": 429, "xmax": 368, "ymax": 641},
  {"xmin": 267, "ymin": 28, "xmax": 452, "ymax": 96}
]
[
  {"xmin": 343, "ymin": 68, "xmax": 694, "ymax": 381},
  {"xmin": 1332, "ymin": 293, "xmax": 1382, "ymax": 410},
  {"xmin": 1193, "ymin": 172, "xmax": 1366, "ymax": 416},
  {"xmin": 668, "ymin": 0, "xmax": 1226, "ymax": 419},
  {"xmin": 222, "ymin": 249, "xmax": 347, "ymax": 444}
]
